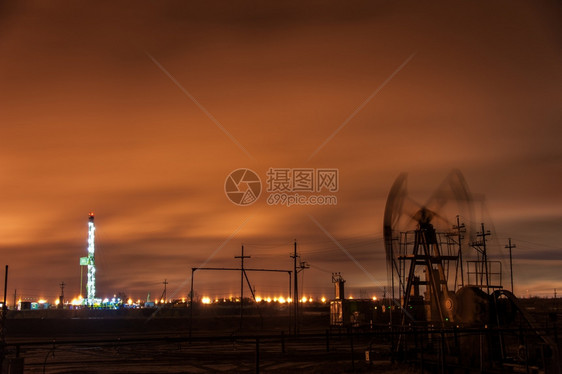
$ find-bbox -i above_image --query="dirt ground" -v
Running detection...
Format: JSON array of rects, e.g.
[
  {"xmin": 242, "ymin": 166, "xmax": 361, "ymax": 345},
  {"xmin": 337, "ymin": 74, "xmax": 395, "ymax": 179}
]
[{"xmin": 2, "ymin": 307, "xmax": 420, "ymax": 373}]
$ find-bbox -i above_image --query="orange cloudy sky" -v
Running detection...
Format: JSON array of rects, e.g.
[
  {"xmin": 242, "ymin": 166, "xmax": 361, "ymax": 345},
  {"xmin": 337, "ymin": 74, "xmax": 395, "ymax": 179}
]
[{"xmin": 0, "ymin": 1, "xmax": 561, "ymax": 302}]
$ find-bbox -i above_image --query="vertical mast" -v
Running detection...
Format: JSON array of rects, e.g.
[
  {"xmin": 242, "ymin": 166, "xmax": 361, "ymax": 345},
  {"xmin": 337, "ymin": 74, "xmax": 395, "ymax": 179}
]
[
  {"xmin": 87, "ymin": 212, "xmax": 96, "ymax": 305},
  {"xmin": 292, "ymin": 240, "xmax": 298, "ymax": 334}
]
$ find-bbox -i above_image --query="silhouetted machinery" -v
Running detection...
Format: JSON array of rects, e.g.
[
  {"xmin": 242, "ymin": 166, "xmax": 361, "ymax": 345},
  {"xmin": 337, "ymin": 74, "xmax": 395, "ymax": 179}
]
[
  {"xmin": 382, "ymin": 170, "xmax": 560, "ymax": 372},
  {"xmin": 330, "ymin": 273, "xmax": 390, "ymax": 328}
]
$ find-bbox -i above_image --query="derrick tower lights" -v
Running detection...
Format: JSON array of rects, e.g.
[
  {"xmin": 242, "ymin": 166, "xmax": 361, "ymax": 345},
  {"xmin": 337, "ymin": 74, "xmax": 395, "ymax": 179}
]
[{"xmin": 86, "ymin": 212, "xmax": 96, "ymax": 304}]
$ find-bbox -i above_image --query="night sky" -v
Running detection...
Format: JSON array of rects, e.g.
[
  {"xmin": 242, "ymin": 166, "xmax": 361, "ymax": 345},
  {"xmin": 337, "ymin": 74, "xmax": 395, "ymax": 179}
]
[{"xmin": 1, "ymin": 1, "xmax": 561, "ymax": 303}]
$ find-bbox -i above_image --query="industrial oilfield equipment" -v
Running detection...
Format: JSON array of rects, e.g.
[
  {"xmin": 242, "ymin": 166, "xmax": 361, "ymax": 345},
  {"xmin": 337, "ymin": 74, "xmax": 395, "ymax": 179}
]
[
  {"xmin": 329, "ymin": 273, "xmax": 388, "ymax": 328},
  {"xmin": 382, "ymin": 170, "xmax": 560, "ymax": 373},
  {"xmin": 383, "ymin": 170, "xmax": 480, "ymax": 326}
]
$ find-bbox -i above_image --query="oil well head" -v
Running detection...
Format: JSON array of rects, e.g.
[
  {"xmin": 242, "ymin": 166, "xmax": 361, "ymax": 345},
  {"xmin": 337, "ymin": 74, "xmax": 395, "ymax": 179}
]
[
  {"xmin": 381, "ymin": 171, "xmax": 560, "ymax": 373},
  {"xmin": 383, "ymin": 170, "xmax": 477, "ymax": 325}
]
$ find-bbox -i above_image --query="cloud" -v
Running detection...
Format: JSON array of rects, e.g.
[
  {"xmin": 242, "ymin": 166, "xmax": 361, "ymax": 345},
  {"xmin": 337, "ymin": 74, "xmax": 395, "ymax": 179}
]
[{"xmin": 0, "ymin": 1, "xmax": 560, "ymax": 301}]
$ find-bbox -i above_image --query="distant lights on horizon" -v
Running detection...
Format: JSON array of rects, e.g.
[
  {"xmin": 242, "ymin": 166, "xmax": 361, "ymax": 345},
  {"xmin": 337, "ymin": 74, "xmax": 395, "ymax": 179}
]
[
  {"xmin": 52, "ymin": 294, "xmax": 378, "ymax": 305},
  {"xmin": 16, "ymin": 294, "xmax": 365, "ymax": 307},
  {"xmin": 344, "ymin": 295, "xmax": 378, "ymax": 300},
  {"xmin": 71, "ymin": 297, "xmax": 83, "ymax": 306},
  {"xmin": 197, "ymin": 295, "xmax": 330, "ymax": 304}
]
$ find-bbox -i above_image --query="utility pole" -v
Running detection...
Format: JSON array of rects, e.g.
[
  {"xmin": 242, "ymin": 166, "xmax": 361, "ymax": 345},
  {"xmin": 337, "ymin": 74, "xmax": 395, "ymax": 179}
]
[
  {"xmin": 453, "ymin": 216, "xmax": 466, "ymax": 288},
  {"xmin": 291, "ymin": 240, "xmax": 299, "ymax": 334},
  {"xmin": 161, "ymin": 279, "xmax": 168, "ymax": 303},
  {"xmin": 505, "ymin": 238, "xmax": 516, "ymax": 294},
  {"xmin": 1, "ymin": 265, "xmax": 8, "ymax": 369},
  {"xmin": 189, "ymin": 268, "xmax": 195, "ymax": 339},
  {"xmin": 472, "ymin": 223, "xmax": 491, "ymax": 293},
  {"xmin": 59, "ymin": 281, "xmax": 65, "ymax": 308},
  {"xmin": 235, "ymin": 245, "xmax": 250, "ymax": 329},
  {"xmin": 298, "ymin": 261, "xmax": 310, "ymax": 301}
]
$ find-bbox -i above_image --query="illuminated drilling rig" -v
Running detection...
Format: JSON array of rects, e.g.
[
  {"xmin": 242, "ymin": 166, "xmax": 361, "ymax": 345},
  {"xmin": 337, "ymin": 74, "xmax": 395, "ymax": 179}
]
[{"xmin": 79, "ymin": 212, "xmax": 96, "ymax": 305}]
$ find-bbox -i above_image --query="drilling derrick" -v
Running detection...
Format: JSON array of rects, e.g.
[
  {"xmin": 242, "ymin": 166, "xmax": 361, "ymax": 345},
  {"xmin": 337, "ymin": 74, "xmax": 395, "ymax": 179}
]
[{"xmin": 86, "ymin": 212, "xmax": 96, "ymax": 305}]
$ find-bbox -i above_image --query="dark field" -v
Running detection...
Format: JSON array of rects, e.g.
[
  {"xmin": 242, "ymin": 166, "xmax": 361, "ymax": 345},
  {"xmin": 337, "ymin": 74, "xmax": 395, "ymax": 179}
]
[
  {"xmin": 2, "ymin": 299, "xmax": 560, "ymax": 373},
  {"xmin": 2, "ymin": 305, "xmax": 406, "ymax": 373}
]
